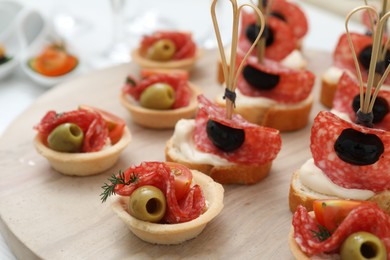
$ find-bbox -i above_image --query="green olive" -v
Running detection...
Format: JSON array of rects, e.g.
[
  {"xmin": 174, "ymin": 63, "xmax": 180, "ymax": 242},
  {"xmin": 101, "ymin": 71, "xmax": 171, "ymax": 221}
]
[
  {"xmin": 139, "ymin": 83, "xmax": 175, "ymax": 110},
  {"xmin": 128, "ymin": 185, "xmax": 166, "ymax": 223},
  {"xmin": 146, "ymin": 39, "xmax": 176, "ymax": 61},
  {"xmin": 340, "ymin": 231, "xmax": 386, "ymax": 260},
  {"xmin": 47, "ymin": 123, "xmax": 84, "ymax": 153}
]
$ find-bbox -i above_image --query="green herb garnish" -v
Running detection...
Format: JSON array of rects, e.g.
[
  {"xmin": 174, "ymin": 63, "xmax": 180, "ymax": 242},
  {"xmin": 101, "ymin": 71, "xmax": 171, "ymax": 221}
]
[
  {"xmin": 311, "ymin": 224, "xmax": 332, "ymax": 242},
  {"xmin": 100, "ymin": 170, "xmax": 138, "ymax": 203}
]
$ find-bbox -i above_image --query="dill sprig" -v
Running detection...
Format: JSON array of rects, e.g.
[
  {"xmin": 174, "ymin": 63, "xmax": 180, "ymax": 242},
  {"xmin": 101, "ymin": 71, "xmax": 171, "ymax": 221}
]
[
  {"xmin": 100, "ymin": 170, "xmax": 138, "ymax": 203},
  {"xmin": 311, "ymin": 224, "xmax": 332, "ymax": 242}
]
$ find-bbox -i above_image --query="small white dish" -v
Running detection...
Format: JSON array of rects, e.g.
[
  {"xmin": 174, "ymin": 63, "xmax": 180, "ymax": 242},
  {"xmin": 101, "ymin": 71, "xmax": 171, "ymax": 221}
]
[
  {"xmin": 0, "ymin": 1, "xmax": 23, "ymax": 80},
  {"xmin": 18, "ymin": 10, "xmax": 80, "ymax": 88}
]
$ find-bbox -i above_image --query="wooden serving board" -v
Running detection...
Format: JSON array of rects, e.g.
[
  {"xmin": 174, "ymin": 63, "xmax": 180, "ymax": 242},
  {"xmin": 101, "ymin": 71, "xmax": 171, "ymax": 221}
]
[{"xmin": 0, "ymin": 49, "xmax": 331, "ymax": 259}]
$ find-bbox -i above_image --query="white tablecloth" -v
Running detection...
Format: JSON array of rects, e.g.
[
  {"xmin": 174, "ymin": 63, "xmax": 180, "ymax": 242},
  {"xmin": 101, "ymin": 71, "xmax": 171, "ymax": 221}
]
[{"xmin": 0, "ymin": 0, "xmax": 364, "ymax": 258}]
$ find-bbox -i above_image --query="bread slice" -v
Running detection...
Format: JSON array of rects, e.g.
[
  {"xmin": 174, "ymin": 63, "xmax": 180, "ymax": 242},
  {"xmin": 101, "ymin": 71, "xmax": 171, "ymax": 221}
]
[
  {"xmin": 289, "ymin": 169, "xmax": 390, "ymax": 214},
  {"xmin": 216, "ymin": 94, "xmax": 313, "ymax": 132},
  {"xmin": 165, "ymin": 138, "xmax": 272, "ymax": 185},
  {"xmin": 320, "ymin": 76, "xmax": 338, "ymax": 108}
]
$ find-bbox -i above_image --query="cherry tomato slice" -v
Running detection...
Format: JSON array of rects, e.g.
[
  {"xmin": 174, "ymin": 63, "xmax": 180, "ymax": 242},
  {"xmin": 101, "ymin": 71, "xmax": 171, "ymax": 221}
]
[
  {"xmin": 165, "ymin": 162, "xmax": 192, "ymax": 201},
  {"xmin": 313, "ymin": 199, "xmax": 375, "ymax": 232},
  {"xmin": 140, "ymin": 69, "xmax": 189, "ymax": 81},
  {"xmin": 79, "ymin": 105, "xmax": 126, "ymax": 145}
]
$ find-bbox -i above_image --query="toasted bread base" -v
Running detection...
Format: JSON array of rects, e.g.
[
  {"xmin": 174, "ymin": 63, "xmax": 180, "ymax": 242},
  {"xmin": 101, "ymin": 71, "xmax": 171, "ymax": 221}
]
[
  {"xmin": 165, "ymin": 138, "xmax": 272, "ymax": 185},
  {"xmin": 320, "ymin": 77, "xmax": 338, "ymax": 108},
  {"xmin": 289, "ymin": 169, "xmax": 390, "ymax": 214},
  {"xmin": 111, "ymin": 170, "xmax": 224, "ymax": 245},
  {"xmin": 216, "ymin": 94, "xmax": 313, "ymax": 132}
]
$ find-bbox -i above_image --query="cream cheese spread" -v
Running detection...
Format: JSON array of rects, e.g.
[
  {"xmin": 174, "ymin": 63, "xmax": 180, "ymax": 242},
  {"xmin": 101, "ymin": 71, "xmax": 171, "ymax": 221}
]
[
  {"xmin": 170, "ymin": 119, "xmax": 234, "ymax": 166},
  {"xmin": 300, "ymin": 158, "xmax": 374, "ymax": 200}
]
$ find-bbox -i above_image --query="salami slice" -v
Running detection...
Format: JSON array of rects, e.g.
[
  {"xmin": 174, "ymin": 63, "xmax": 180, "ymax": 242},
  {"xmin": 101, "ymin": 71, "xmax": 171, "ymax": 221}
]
[
  {"xmin": 292, "ymin": 205, "xmax": 390, "ymax": 258},
  {"xmin": 333, "ymin": 72, "xmax": 390, "ymax": 130},
  {"xmin": 236, "ymin": 55, "xmax": 315, "ymax": 103},
  {"xmin": 114, "ymin": 162, "xmax": 205, "ymax": 224},
  {"xmin": 238, "ymin": 10, "xmax": 296, "ymax": 61},
  {"xmin": 122, "ymin": 73, "xmax": 191, "ymax": 109},
  {"xmin": 361, "ymin": 8, "xmax": 377, "ymax": 32},
  {"xmin": 333, "ymin": 32, "xmax": 390, "ymax": 84},
  {"xmin": 270, "ymin": 0, "xmax": 308, "ymax": 39},
  {"xmin": 193, "ymin": 95, "xmax": 281, "ymax": 164},
  {"xmin": 310, "ymin": 111, "xmax": 390, "ymax": 192},
  {"xmin": 140, "ymin": 31, "xmax": 196, "ymax": 60},
  {"xmin": 34, "ymin": 110, "xmax": 108, "ymax": 152}
]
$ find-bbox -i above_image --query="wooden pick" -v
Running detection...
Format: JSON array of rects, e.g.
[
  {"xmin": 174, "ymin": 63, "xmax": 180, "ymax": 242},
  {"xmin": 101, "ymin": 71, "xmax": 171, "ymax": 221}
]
[{"xmin": 211, "ymin": 0, "xmax": 265, "ymax": 119}]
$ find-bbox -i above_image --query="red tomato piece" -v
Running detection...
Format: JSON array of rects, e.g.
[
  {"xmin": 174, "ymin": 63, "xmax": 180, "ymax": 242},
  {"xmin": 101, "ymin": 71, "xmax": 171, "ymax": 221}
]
[
  {"xmin": 79, "ymin": 105, "xmax": 126, "ymax": 145},
  {"xmin": 114, "ymin": 162, "xmax": 205, "ymax": 224},
  {"xmin": 140, "ymin": 31, "xmax": 196, "ymax": 60},
  {"xmin": 165, "ymin": 162, "xmax": 192, "ymax": 201},
  {"xmin": 122, "ymin": 73, "xmax": 191, "ymax": 109},
  {"xmin": 313, "ymin": 199, "xmax": 375, "ymax": 232}
]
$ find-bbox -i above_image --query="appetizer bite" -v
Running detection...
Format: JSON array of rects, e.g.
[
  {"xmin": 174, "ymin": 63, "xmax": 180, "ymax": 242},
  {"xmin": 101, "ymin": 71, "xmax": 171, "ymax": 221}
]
[
  {"xmin": 100, "ymin": 161, "xmax": 224, "ymax": 244},
  {"xmin": 165, "ymin": 0, "xmax": 282, "ymax": 185},
  {"xmin": 289, "ymin": 200, "xmax": 390, "ymax": 259},
  {"xmin": 131, "ymin": 31, "xmax": 201, "ymax": 71},
  {"xmin": 216, "ymin": 0, "xmax": 314, "ymax": 132},
  {"xmin": 34, "ymin": 106, "xmax": 131, "ymax": 176},
  {"xmin": 120, "ymin": 69, "xmax": 201, "ymax": 128},
  {"xmin": 289, "ymin": 6, "xmax": 390, "ymax": 214},
  {"xmin": 320, "ymin": 4, "xmax": 390, "ymax": 108},
  {"xmin": 0, "ymin": 43, "xmax": 11, "ymax": 65},
  {"xmin": 28, "ymin": 41, "xmax": 78, "ymax": 77}
]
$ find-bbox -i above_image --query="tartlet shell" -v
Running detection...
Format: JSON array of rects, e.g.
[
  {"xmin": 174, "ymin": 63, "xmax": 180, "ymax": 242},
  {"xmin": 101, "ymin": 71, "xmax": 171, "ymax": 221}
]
[
  {"xmin": 33, "ymin": 127, "xmax": 132, "ymax": 176},
  {"xmin": 111, "ymin": 170, "xmax": 224, "ymax": 245},
  {"xmin": 120, "ymin": 83, "xmax": 201, "ymax": 129},
  {"xmin": 131, "ymin": 48, "xmax": 203, "ymax": 71}
]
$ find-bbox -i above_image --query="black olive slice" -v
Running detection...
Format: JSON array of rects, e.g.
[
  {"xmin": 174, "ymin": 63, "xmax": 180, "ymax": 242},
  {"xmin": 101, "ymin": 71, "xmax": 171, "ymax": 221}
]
[
  {"xmin": 270, "ymin": 11, "xmax": 286, "ymax": 22},
  {"xmin": 358, "ymin": 45, "xmax": 390, "ymax": 74},
  {"xmin": 334, "ymin": 128, "xmax": 384, "ymax": 165},
  {"xmin": 352, "ymin": 94, "xmax": 389, "ymax": 124},
  {"xmin": 243, "ymin": 64, "xmax": 280, "ymax": 90},
  {"xmin": 245, "ymin": 23, "xmax": 274, "ymax": 47},
  {"xmin": 206, "ymin": 120, "xmax": 245, "ymax": 152}
]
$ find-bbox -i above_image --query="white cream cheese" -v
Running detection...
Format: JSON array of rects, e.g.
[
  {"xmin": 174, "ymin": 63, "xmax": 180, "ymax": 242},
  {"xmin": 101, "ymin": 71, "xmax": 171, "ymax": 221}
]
[
  {"xmin": 280, "ymin": 50, "xmax": 307, "ymax": 70},
  {"xmin": 330, "ymin": 109, "xmax": 351, "ymax": 122},
  {"xmin": 300, "ymin": 158, "xmax": 374, "ymax": 200},
  {"xmin": 217, "ymin": 89, "xmax": 312, "ymax": 109},
  {"xmin": 322, "ymin": 66, "xmax": 344, "ymax": 85},
  {"xmin": 170, "ymin": 119, "xmax": 234, "ymax": 166}
]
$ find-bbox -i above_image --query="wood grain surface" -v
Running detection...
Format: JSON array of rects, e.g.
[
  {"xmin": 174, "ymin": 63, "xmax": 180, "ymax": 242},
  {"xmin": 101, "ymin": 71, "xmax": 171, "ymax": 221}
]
[{"xmin": 0, "ymin": 49, "xmax": 331, "ymax": 259}]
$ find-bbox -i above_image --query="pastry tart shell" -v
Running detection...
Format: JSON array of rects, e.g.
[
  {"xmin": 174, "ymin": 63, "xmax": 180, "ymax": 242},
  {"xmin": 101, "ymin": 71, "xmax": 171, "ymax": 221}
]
[
  {"xmin": 131, "ymin": 48, "xmax": 203, "ymax": 72},
  {"xmin": 33, "ymin": 127, "xmax": 132, "ymax": 176},
  {"xmin": 120, "ymin": 83, "xmax": 201, "ymax": 129},
  {"xmin": 111, "ymin": 170, "xmax": 224, "ymax": 245}
]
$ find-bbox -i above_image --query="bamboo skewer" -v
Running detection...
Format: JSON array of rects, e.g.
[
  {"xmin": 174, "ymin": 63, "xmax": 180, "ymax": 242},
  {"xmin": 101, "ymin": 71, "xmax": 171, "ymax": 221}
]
[
  {"xmin": 211, "ymin": 0, "xmax": 265, "ymax": 120},
  {"xmin": 345, "ymin": 4, "xmax": 390, "ymax": 126}
]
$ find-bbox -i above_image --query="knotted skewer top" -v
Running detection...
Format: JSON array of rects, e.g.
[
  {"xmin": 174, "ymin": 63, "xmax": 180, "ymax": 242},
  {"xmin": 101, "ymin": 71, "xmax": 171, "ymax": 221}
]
[
  {"xmin": 211, "ymin": 0, "xmax": 265, "ymax": 119},
  {"xmin": 345, "ymin": 4, "xmax": 390, "ymax": 127}
]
